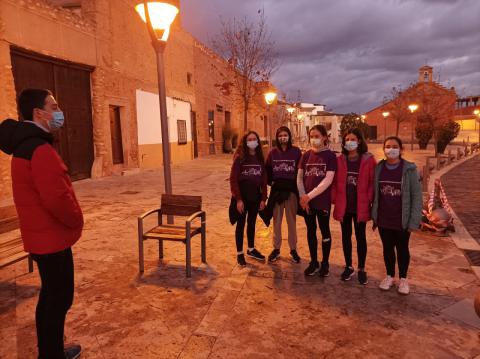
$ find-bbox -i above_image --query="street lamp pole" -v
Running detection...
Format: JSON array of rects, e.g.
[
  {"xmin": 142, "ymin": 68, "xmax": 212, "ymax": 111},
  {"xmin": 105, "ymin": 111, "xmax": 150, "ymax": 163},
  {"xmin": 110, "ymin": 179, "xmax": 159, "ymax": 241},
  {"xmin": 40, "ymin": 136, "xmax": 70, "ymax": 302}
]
[
  {"xmin": 136, "ymin": 1, "xmax": 179, "ymax": 196},
  {"xmin": 264, "ymin": 91, "xmax": 277, "ymax": 149},
  {"xmin": 408, "ymin": 104, "xmax": 418, "ymax": 151},
  {"xmin": 382, "ymin": 111, "xmax": 390, "ymax": 140}
]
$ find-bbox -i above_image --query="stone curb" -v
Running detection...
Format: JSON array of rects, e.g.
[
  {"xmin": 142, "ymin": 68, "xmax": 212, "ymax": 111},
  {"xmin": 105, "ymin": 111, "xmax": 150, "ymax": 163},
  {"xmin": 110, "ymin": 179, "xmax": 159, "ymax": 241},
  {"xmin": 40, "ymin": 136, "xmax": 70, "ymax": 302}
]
[{"xmin": 430, "ymin": 152, "xmax": 480, "ymax": 280}]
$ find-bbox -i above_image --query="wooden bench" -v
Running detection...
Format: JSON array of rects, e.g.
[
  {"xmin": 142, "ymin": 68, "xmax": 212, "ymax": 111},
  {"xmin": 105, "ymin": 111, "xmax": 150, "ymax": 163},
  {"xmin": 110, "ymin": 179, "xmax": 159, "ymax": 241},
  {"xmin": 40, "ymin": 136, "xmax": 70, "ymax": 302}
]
[
  {"xmin": 137, "ymin": 194, "xmax": 206, "ymax": 277},
  {"xmin": 0, "ymin": 205, "xmax": 33, "ymax": 272}
]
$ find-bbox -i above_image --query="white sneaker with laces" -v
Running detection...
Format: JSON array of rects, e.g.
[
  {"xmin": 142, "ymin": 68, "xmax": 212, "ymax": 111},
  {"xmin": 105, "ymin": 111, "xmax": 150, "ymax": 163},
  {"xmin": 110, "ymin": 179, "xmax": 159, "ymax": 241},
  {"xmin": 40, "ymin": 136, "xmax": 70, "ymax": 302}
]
[
  {"xmin": 379, "ymin": 275, "xmax": 394, "ymax": 291},
  {"xmin": 398, "ymin": 278, "xmax": 410, "ymax": 295}
]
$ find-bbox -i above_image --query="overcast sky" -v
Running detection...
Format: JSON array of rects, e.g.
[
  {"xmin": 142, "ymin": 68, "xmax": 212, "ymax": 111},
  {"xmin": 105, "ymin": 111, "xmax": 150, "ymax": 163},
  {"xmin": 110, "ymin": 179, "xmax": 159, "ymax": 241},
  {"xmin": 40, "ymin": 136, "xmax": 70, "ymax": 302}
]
[{"xmin": 181, "ymin": 0, "xmax": 480, "ymax": 114}]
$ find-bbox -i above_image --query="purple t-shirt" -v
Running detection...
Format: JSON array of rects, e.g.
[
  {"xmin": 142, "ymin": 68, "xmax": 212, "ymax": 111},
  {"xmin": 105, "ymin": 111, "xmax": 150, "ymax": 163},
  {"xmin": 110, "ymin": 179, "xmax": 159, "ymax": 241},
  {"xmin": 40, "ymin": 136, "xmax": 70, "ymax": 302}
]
[
  {"xmin": 300, "ymin": 149, "xmax": 337, "ymax": 210},
  {"xmin": 346, "ymin": 156, "xmax": 361, "ymax": 214},
  {"xmin": 378, "ymin": 161, "xmax": 404, "ymax": 230},
  {"xmin": 267, "ymin": 147, "xmax": 302, "ymax": 182},
  {"xmin": 237, "ymin": 155, "xmax": 264, "ymax": 187}
]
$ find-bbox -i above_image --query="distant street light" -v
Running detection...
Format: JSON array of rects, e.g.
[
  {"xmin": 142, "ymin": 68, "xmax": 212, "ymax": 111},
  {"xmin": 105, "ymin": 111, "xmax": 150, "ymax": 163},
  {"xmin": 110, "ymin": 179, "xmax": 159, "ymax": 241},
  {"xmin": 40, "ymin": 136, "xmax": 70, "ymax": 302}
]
[
  {"xmin": 382, "ymin": 111, "xmax": 390, "ymax": 140},
  {"xmin": 408, "ymin": 104, "xmax": 418, "ymax": 151},
  {"xmin": 135, "ymin": 0, "xmax": 179, "ymax": 197},
  {"xmin": 264, "ymin": 91, "xmax": 277, "ymax": 149},
  {"xmin": 474, "ymin": 109, "xmax": 480, "ymax": 144},
  {"xmin": 361, "ymin": 114, "xmax": 366, "ymax": 122}
]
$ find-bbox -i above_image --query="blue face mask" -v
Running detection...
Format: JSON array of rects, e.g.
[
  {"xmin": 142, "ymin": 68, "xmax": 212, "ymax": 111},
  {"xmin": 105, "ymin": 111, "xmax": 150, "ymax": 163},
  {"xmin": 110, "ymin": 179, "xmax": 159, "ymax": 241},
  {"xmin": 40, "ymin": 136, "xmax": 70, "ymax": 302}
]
[{"xmin": 49, "ymin": 111, "xmax": 65, "ymax": 130}]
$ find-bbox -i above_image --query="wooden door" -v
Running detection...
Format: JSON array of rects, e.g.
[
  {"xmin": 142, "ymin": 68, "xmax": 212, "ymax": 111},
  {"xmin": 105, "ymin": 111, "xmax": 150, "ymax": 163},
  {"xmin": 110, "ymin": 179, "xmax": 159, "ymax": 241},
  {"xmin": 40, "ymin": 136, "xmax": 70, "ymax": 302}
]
[{"xmin": 10, "ymin": 48, "xmax": 94, "ymax": 180}]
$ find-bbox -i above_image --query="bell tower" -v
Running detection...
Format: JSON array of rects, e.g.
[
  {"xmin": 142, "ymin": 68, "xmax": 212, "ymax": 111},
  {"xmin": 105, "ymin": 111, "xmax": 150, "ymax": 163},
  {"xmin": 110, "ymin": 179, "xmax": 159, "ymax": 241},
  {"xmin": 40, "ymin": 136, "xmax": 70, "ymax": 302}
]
[{"xmin": 419, "ymin": 65, "xmax": 433, "ymax": 83}]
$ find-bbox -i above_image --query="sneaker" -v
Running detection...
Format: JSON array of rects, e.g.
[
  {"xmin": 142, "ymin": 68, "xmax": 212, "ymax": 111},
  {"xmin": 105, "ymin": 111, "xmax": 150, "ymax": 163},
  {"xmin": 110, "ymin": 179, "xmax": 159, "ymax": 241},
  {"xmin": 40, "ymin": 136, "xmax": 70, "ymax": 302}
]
[
  {"xmin": 358, "ymin": 270, "xmax": 368, "ymax": 285},
  {"xmin": 318, "ymin": 262, "xmax": 330, "ymax": 277},
  {"xmin": 64, "ymin": 344, "xmax": 81, "ymax": 359},
  {"xmin": 247, "ymin": 248, "xmax": 265, "ymax": 261},
  {"xmin": 290, "ymin": 249, "xmax": 301, "ymax": 263},
  {"xmin": 237, "ymin": 254, "xmax": 246, "ymax": 267},
  {"xmin": 379, "ymin": 276, "xmax": 394, "ymax": 291},
  {"xmin": 398, "ymin": 278, "xmax": 410, "ymax": 295},
  {"xmin": 304, "ymin": 261, "xmax": 319, "ymax": 276},
  {"xmin": 341, "ymin": 266, "xmax": 355, "ymax": 281},
  {"xmin": 268, "ymin": 249, "xmax": 281, "ymax": 262}
]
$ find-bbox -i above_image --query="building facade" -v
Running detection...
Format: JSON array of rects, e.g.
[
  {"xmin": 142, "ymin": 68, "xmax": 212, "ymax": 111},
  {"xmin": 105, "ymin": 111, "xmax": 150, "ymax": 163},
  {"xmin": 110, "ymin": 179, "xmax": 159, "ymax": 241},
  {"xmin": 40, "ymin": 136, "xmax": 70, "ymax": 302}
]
[
  {"xmin": 365, "ymin": 66, "xmax": 457, "ymax": 142},
  {"xmin": 0, "ymin": 0, "xmax": 274, "ymax": 204}
]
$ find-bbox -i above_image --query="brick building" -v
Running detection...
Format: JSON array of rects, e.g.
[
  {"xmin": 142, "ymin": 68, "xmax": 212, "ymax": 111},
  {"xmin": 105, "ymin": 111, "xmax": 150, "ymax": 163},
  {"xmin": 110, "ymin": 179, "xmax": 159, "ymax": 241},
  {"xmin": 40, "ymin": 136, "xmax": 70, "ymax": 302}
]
[
  {"xmin": 0, "ymin": 0, "xmax": 276, "ymax": 203},
  {"xmin": 454, "ymin": 95, "xmax": 480, "ymax": 143},
  {"xmin": 365, "ymin": 66, "xmax": 457, "ymax": 142}
]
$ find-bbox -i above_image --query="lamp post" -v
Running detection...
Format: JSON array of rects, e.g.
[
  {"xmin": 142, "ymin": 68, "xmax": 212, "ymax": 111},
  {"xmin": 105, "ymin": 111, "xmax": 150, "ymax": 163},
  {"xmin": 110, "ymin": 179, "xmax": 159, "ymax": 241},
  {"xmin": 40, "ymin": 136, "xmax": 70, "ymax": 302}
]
[
  {"xmin": 408, "ymin": 104, "xmax": 418, "ymax": 151},
  {"xmin": 264, "ymin": 91, "xmax": 277, "ymax": 149},
  {"xmin": 287, "ymin": 107, "xmax": 295, "ymax": 134},
  {"xmin": 382, "ymin": 111, "xmax": 390, "ymax": 140},
  {"xmin": 474, "ymin": 109, "xmax": 480, "ymax": 144},
  {"xmin": 135, "ymin": 1, "xmax": 179, "ymax": 196}
]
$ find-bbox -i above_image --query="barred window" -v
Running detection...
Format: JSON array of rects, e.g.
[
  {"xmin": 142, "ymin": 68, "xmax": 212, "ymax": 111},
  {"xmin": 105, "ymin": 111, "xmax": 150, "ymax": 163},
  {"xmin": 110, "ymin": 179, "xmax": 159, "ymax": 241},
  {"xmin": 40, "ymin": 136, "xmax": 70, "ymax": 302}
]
[{"xmin": 177, "ymin": 120, "xmax": 187, "ymax": 145}]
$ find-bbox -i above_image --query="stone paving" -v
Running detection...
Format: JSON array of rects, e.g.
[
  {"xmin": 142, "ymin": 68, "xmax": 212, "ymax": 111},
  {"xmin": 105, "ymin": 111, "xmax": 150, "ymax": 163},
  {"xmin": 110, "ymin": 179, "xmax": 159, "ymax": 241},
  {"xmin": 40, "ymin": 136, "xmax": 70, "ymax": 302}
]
[
  {"xmin": 442, "ymin": 155, "xmax": 480, "ymax": 245},
  {"xmin": 1, "ymin": 146, "xmax": 480, "ymax": 359}
]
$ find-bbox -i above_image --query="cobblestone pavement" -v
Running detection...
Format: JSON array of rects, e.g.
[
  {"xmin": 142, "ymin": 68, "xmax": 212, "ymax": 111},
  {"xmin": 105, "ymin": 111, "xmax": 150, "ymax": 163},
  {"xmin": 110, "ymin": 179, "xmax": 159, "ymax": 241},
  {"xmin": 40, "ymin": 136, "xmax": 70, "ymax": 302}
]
[
  {"xmin": 1, "ymin": 149, "xmax": 479, "ymax": 359},
  {"xmin": 442, "ymin": 155, "xmax": 480, "ymax": 245}
]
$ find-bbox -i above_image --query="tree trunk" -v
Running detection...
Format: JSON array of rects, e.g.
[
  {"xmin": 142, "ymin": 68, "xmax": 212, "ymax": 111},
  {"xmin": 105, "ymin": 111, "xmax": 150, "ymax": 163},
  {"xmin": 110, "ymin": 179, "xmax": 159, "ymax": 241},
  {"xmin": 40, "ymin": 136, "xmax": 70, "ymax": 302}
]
[{"xmin": 243, "ymin": 100, "xmax": 249, "ymax": 133}]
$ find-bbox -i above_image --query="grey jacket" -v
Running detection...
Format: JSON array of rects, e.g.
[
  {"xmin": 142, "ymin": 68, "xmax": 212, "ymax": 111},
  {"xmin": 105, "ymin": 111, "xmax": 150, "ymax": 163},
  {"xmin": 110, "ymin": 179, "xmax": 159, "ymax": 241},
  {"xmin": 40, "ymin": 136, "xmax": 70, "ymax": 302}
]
[{"xmin": 371, "ymin": 159, "xmax": 423, "ymax": 231}]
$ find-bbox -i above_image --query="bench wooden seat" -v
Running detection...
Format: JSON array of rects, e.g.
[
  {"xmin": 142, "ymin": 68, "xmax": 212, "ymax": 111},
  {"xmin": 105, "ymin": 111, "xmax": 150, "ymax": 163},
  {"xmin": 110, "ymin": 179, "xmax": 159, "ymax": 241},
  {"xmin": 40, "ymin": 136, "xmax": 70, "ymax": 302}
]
[
  {"xmin": 0, "ymin": 205, "xmax": 33, "ymax": 272},
  {"xmin": 138, "ymin": 194, "xmax": 206, "ymax": 277}
]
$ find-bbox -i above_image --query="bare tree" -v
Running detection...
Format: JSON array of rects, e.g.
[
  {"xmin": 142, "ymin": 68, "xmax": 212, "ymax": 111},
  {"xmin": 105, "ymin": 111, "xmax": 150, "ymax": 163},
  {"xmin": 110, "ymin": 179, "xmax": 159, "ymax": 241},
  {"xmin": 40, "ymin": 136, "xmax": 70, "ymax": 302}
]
[
  {"xmin": 212, "ymin": 10, "xmax": 278, "ymax": 132},
  {"xmin": 384, "ymin": 85, "xmax": 412, "ymax": 136}
]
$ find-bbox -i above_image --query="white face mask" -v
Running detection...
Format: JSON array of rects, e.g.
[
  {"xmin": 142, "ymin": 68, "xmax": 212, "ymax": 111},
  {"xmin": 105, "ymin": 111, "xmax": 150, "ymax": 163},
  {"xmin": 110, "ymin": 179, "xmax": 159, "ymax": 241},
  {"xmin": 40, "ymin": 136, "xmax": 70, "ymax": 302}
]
[
  {"xmin": 384, "ymin": 148, "xmax": 400, "ymax": 159},
  {"xmin": 311, "ymin": 138, "xmax": 322, "ymax": 147},
  {"xmin": 278, "ymin": 136, "xmax": 289, "ymax": 144},
  {"xmin": 247, "ymin": 140, "xmax": 259, "ymax": 149},
  {"xmin": 344, "ymin": 140, "xmax": 358, "ymax": 151}
]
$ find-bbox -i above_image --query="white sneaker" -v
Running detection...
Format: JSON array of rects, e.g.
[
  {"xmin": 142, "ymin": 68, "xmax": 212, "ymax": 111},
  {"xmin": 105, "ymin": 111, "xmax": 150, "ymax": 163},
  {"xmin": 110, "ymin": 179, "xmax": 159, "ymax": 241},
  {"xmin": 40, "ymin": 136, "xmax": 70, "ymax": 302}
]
[
  {"xmin": 398, "ymin": 278, "xmax": 410, "ymax": 295},
  {"xmin": 379, "ymin": 276, "xmax": 394, "ymax": 291}
]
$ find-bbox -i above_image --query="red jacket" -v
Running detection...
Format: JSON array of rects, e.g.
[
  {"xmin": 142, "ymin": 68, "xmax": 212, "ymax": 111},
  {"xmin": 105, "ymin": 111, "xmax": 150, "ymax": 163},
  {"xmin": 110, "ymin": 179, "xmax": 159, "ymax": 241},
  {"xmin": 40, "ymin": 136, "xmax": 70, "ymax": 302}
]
[
  {"xmin": 0, "ymin": 119, "xmax": 83, "ymax": 254},
  {"xmin": 332, "ymin": 152, "xmax": 376, "ymax": 223}
]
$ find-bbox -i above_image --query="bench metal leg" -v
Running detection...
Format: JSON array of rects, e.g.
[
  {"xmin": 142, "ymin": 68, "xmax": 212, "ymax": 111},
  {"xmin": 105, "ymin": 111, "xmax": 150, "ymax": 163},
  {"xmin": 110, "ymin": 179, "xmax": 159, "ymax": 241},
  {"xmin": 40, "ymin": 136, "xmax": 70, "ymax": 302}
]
[
  {"xmin": 201, "ymin": 219, "xmax": 206, "ymax": 264},
  {"xmin": 159, "ymin": 240, "xmax": 164, "ymax": 259},
  {"xmin": 138, "ymin": 218, "xmax": 144, "ymax": 273},
  {"xmin": 186, "ymin": 237, "xmax": 192, "ymax": 278},
  {"xmin": 28, "ymin": 256, "xmax": 34, "ymax": 273}
]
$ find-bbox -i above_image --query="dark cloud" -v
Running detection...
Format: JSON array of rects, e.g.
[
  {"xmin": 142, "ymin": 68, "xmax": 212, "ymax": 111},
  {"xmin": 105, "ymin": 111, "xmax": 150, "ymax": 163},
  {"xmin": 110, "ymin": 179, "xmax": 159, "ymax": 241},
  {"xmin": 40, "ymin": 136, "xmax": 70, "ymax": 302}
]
[{"xmin": 182, "ymin": 0, "xmax": 480, "ymax": 113}]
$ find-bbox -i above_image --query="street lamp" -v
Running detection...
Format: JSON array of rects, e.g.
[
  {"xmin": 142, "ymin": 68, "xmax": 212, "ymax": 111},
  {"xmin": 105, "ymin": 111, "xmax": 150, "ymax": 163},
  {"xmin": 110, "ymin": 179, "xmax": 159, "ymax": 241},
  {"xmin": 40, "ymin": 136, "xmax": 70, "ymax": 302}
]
[
  {"xmin": 361, "ymin": 114, "xmax": 366, "ymax": 122},
  {"xmin": 264, "ymin": 91, "xmax": 277, "ymax": 149},
  {"xmin": 474, "ymin": 109, "xmax": 480, "ymax": 144},
  {"xmin": 408, "ymin": 104, "xmax": 418, "ymax": 151},
  {"xmin": 382, "ymin": 111, "xmax": 390, "ymax": 140},
  {"xmin": 135, "ymin": 1, "xmax": 179, "ymax": 197}
]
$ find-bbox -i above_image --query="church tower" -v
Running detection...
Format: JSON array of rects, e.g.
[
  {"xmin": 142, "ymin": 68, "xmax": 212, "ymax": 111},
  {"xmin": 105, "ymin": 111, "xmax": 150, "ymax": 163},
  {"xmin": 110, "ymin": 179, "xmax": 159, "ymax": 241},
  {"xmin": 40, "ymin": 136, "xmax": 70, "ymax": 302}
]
[{"xmin": 419, "ymin": 65, "xmax": 433, "ymax": 83}]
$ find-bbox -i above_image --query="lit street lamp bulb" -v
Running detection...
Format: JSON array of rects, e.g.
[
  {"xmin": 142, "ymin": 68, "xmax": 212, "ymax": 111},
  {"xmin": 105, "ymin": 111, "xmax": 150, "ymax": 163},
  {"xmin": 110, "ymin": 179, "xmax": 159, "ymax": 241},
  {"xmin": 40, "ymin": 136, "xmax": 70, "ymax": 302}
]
[
  {"xmin": 361, "ymin": 115, "xmax": 366, "ymax": 120},
  {"xmin": 135, "ymin": 1, "xmax": 179, "ymax": 41},
  {"xmin": 474, "ymin": 109, "xmax": 480, "ymax": 116},
  {"xmin": 408, "ymin": 104, "xmax": 418, "ymax": 113},
  {"xmin": 264, "ymin": 92, "xmax": 277, "ymax": 105},
  {"xmin": 287, "ymin": 107, "xmax": 295, "ymax": 114},
  {"xmin": 382, "ymin": 111, "xmax": 390, "ymax": 118}
]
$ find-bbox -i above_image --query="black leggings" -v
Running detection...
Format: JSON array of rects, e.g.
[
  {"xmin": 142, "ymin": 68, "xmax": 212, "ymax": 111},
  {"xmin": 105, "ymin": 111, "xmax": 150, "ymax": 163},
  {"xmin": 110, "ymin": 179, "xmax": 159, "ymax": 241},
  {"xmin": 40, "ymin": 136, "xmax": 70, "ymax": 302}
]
[
  {"xmin": 304, "ymin": 209, "xmax": 331, "ymax": 264},
  {"xmin": 235, "ymin": 200, "xmax": 260, "ymax": 253},
  {"xmin": 341, "ymin": 213, "xmax": 367, "ymax": 269},
  {"xmin": 31, "ymin": 248, "xmax": 74, "ymax": 359},
  {"xmin": 378, "ymin": 227, "xmax": 411, "ymax": 278}
]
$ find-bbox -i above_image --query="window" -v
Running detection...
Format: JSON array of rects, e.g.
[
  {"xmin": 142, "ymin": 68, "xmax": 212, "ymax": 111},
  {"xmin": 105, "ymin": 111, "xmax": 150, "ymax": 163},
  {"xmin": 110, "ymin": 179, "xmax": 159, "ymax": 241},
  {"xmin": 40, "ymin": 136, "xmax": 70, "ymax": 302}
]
[
  {"xmin": 208, "ymin": 110, "xmax": 215, "ymax": 142},
  {"xmin": 187, "ymin": 72, "xmax": 192, "ymax": 86},
  {"xmin": 177, "ymin": 120, "xmax": 187, "ymax": 145},
  {"xmin": 424, "ymin": 71, "xmax": 429, "ymax": 82},
  {"xmin": 109, "ymin": 106, "xmax": 124, "ymax": 164}
]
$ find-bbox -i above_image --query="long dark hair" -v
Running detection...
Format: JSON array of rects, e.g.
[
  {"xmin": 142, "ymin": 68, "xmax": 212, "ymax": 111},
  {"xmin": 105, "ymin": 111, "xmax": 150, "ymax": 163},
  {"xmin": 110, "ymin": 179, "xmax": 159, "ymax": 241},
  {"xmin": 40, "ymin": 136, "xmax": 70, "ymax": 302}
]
[
  {"xmin": 275, "ymin": 126, "xmax": 293, "ymax": 151},
  {"xmin": 383, "ymin": 136, "xmax": 403, "ymax": 159},
  {"xmin": 234, "ymin": 131, "xmax": 265, "ymax": 163},
  {"xmin": 341, "ymin": 128, "xmax": 368, "ymax": 156},
  {"xmin": 309, "ymin": 124, "xmax": 329, "ymax": 146}
]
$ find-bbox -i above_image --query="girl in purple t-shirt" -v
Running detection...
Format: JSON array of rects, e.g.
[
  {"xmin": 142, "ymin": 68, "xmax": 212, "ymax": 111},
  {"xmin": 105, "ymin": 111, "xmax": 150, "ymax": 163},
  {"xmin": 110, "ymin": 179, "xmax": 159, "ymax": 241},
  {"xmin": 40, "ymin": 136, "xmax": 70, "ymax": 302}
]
[
  {"xmin": 297, "ymin": 125, "xmax": 337, "ymax": 276},
  {"xmin": 230, "ymin": 131, "xmax": 268, "ymax": 266}
]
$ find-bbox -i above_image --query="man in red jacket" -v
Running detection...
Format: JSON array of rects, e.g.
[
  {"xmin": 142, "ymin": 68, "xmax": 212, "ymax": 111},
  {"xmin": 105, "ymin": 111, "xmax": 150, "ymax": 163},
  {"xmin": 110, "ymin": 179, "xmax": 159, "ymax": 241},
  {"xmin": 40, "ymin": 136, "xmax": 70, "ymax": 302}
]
[{"xmin": 0, "ymin": 89, "xmax": 83, "ymax": 359}]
